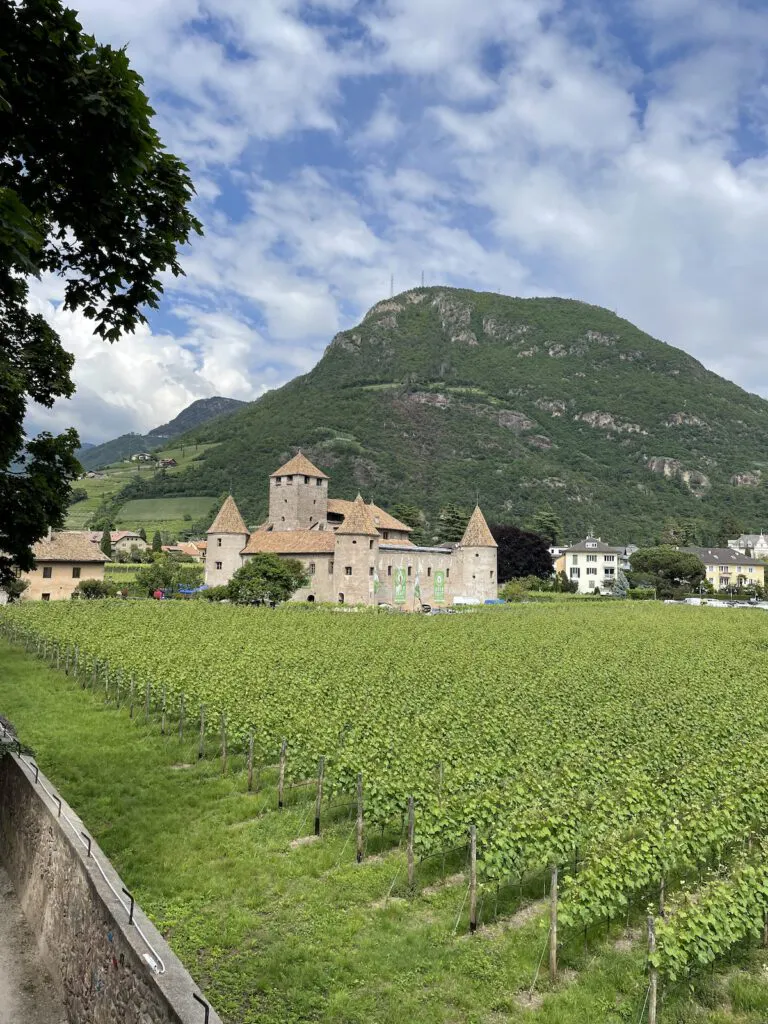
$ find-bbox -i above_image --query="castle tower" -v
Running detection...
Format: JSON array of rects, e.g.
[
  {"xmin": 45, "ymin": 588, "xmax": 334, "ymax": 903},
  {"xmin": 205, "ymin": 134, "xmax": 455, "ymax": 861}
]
[
  {"xmin": 205, "ymin": 495, "xmax": 249, "ymax": 587},
  {"xmin": 269, "ymin": 451, "xmax": 329, "ymax": 531},
  {"xmin": 333, "ymin": 494, "xmax": 380, "ymax": 605},
  {"xmin": 455, "ymin": 506, "xmax": 498, "ymax": 603}
]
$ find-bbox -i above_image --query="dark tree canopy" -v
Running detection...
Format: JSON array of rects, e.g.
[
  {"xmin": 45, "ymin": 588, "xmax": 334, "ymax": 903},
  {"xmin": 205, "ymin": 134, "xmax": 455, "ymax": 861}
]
[
  {"xmin": 0, "ymin": 0, "xmax": 201, "ymax": 587},
  {"xmin": 629, "ymin": 546, "xmax": 706, "ymax": 595},
  {"xmin": 489, "ymin": 523, "xmax": 554, "ymax": 582},
  {"xmin": 526, "ymin": 509, "xmax": 562, "ymax": 546},
  {"xmin": 437, "ymin": 503, "xmax": 470, "ymax": 543},
  {"xmin": 228, "ymin": 554, "xmax": 309, "ymax": 605}
]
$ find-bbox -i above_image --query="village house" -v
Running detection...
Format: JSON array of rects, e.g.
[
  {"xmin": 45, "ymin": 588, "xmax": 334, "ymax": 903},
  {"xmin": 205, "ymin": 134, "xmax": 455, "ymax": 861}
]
[
  {"xmin": 680, "ymin": 547, "xmax": 766, "ymax": 591},
  {"xmin": 727, "ymin": 533, "xmax": 768, "ymax": 559},
  {"xmin": 554, "ymin": 536, "xmax": 633, "ymax": 593},
  {"xmin": 89, "ymin": 530, "xmax": 149, "ymax": 555},
  {"xmin": 20, "ymin": 532, "xmax": 110, "ymax": 601},
  {"xmin": 205, "ymin": 453, "xmax": 498, "ymax": 607}
]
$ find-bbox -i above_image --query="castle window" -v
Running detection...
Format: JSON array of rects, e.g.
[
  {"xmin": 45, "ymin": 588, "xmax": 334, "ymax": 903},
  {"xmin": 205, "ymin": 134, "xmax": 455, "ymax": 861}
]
[
  {"xmin": 369, "ymin": 540, "xmax": 374, "ymax": 550},
  {"xmin": 72, "ymin": 567, "xmax": 81, "ymax": 579},
  {"xmin": 275, "ymin": 477, "xmax": 281, "ymax": 486},
  {"xmin": 217, "ymin": 538, "xmax": 222, "ymax": 547},
  {"xmin": 387, "ymin": 566, "xmax": 392, "ymax": 576},
  {"xmin": 475, "ymin": 553, "xmax": 479, "ymax": 558},
  {"xmin": 286, "ymin": 476, "xmax": 293, "ymax": 485},
  {"xmin": 42, "ymin": 593, "xmax": 50, "ymax": 601},
  {"xmin": 345, "ymin": 566, "xmax": 352, "ymax": 576},
  {"xmin": 427, "ymin": 567, "xmax": 432, "ymax": 577},
  {"xmin": 490, "ymin": 570, "xmax": 494, "ymax": 579},
  {"xmin": 407, "ymin": 566, "xmax": 412, "ymax": 576},
  {"xmin": 446, "ymin": 568, "xmax": 450, "ymax": 578},
  {"xmin": 308, "ymin": 562, "xmax": 316, "ymax": 575},
  {"xmin": 42, "ymin": 566, "xmax": 52, "ymax": 579},
  {"xmin": 316, "ymin": 479, "xmax": 322, "ymax": 486},
  {"xmin": 383, "ymin": 531, "xmax": 389, "ymax": 539},
  {"xmin": 310, "ymin": 517, "xmax": 313, "ymax": 522},
  {"xmin": 369, "ymin": 567, "xmax": 374, "ymax": 576},
  {"xmin": 305, "ymin": 476, "xmax": 309, "ymax": 483},
  {"xmin": 352, "ymin": 539, "xmax": 357, "ymax": 545},
  {"xmin": 329, "ymin": 561, "xmax": 334, "ymax": 574},
  {"xmin": 281, "ymin": 516, "xmax": 285, "ymax": 521},
  {"xmin": 215, "ymin": 561, "xmax": 223, "ymax": 570}
]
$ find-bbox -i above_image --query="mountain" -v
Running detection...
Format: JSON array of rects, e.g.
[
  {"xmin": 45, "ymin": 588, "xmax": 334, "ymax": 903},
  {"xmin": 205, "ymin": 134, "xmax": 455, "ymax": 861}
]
[
  {"xmin": 77, "ymin": 397, "xmax": 247, "ymax": 471},
  {"xmin": 147, "ymin": 397, "xmax": 247, "ymax": 439},
  {"xmin": 115, "ymin": 287, "xmax": 768, "ymax": 544}
]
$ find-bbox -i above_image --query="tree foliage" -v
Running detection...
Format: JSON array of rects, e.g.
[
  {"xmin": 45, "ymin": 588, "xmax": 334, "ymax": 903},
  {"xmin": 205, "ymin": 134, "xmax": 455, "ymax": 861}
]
[
  {"xmin": 527, "ymin": 509, "xmax": 562, "ymax": 546},
  {"xmin": 100, "ymin": 531, "xmax": 112, "ymax": 558},
  {"xmin": 0, "ymin": 0, "xmax": 201, "ymax": 587},
  {"xmin": 72, "ymin": 578, "xmax": 116, "ymax": 599},
  {"xmin": 629, "ymin": 546, "xmax": 706, "ymax": 596},
  {"xmin": 227, "ymin": 554, "xmax": 309, "ymax": 605},
  {"xmin": 489, "ymin": 522, "xmax": 554, "ymax": 582},
  {"xmin": 152, "ymin": 530, "xmax": 162, "ymax": 553}
]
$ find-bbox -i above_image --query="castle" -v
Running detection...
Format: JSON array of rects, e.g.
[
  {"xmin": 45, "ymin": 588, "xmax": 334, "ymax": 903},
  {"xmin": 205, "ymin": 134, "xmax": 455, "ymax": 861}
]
[{"xmin": 205, "ymin": 453, "xmax": 498, "ymax": 607}]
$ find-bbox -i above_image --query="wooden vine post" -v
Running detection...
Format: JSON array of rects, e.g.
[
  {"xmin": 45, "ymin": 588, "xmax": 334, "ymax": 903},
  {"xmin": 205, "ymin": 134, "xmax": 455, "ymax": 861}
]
[
  {"xmin": 314, "ymin": 757, "xmax": 325, "ymax": 836},
  {"xmin": 659, "ymin": 875, "xmax": 665, "ymax": 917},
  {"xmin": 161, "ymin": 687, "xmax": 167, "ymax": 736},
  {"xmin": 198, "ymin": 704, "xmax": 205, "ymax": 760},
  {"xmin": 549, "ymin": 863, "xmax": 558, "ymax": 983},
  {"xmin": 469, "ymin": 824, "xmax": 478, "ymax": 933},
  {"xmin": 763, "ymin": 908, "xmax": 768, "ymax": 949},
  {"xmin": 247, "ymin": 731, "xmax": 254, "ymax": 792},
  {"xmin": 144, "ymin": 681, "xmax": 151, "ymax": 724},
  {"xmin": 407, "ymin": 796, "xmax": 415, "ymax": 889},
  {"xmin": 648, "ymin": 915, "xmax": 658, "ymax": 1024},
  {"xmin": 356, "ymin": 772, "xmax": 364, "ymax": 863},
  {"xmin": 277, "ymin": 738, "xmax": 287, "ymax": 809},
  {"xmin": 220, "ymin": 713, "xmax": 228, "ymax": 775}
]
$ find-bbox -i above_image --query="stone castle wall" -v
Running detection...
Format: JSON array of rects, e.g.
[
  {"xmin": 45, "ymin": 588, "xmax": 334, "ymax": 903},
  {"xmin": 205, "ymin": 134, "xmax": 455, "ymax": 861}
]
[
  {"xmin": 0, "ymin": 748, "xmax": 222, "ymax": 1024},
  {"xmin": 269, "ymin": 475, "xmax": 328, "ymax": 531}
]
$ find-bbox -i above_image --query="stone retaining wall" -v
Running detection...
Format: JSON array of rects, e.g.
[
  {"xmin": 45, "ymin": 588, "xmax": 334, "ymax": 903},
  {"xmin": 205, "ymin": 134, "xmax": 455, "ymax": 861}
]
[{"xmin": 0, "ymin": 747, "xmax": 222, "ymax": 1024}]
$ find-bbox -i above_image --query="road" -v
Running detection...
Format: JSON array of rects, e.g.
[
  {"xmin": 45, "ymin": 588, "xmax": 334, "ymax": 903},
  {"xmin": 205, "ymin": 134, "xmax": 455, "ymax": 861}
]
[{"xmin": 0, "ymin": 864, "xmax": 68, "ymax": 1024}]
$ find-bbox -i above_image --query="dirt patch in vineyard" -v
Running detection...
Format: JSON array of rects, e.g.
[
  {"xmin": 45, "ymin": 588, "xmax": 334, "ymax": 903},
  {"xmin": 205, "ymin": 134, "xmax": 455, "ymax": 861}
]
[
  {"xmin": 370, "ymin": 896, "xmax": 407, "ymax": 910},
  {"xmin": 614, "ymin": 927, "xmax": 642, "ymax": 952},
  {"xmin": 480, "ymin": 897, "xmax": 547, "ymax": 937},
  {"xmin": 513, "ymin": 989, "xmax": 545, "ymax": 1011},
  {"xmin": 422, "ymin": 872, "xmax": 466, "ymax": 896},
  {"xmin": 290, "ymin": 835, "xmax": 320, "ymax": 849},
  {"xmin": 169, "ymin": 763, "xmax": 194, "ymax": 770}
]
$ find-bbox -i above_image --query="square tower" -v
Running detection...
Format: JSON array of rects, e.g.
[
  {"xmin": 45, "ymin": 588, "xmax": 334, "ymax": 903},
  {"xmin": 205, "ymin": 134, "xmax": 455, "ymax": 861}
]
[{"xmin": 269, "ymin": 452, "xmax": 329, "ymax": 531}]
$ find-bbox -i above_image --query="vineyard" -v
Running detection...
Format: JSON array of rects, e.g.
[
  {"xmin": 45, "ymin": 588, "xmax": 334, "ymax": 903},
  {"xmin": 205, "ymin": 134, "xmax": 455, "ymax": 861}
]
[{"xmin": 3, "ymin": 600, "xmax": 768, "ymax": 1019}]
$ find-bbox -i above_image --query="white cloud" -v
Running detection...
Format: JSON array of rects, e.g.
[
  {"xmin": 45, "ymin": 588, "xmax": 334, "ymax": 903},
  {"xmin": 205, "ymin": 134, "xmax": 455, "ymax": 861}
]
[{"xmin": 23, "ymin": 0, "xmax": 768, "ymax": 444}]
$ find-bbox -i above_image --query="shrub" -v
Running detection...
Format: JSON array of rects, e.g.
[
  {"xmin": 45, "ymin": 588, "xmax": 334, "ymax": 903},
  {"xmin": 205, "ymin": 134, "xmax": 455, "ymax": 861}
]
[{"xmin": 628, "ymin": 588, "xmax": 655, "ymax": 601}]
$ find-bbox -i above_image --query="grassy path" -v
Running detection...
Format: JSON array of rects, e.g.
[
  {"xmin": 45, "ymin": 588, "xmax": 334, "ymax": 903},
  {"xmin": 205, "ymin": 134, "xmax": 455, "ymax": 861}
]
[{"xmin": 1, "ymin": 640, "xmax": 767, "ymax": 1023}]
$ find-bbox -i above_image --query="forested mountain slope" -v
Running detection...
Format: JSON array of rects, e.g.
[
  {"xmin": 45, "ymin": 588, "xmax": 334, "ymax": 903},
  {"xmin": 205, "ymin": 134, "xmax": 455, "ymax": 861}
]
[{"xmin": 121, "ymin": 288, "xmax": 768, "ymax": 543}]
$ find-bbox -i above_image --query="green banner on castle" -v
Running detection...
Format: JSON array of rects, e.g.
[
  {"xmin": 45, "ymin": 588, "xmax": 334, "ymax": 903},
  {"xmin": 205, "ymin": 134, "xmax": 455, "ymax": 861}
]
[
  {"xmin": 433, "ymin": 569, "xmax": 445, "ymax": 602},
  {"xmin": 394, "ymin": 566, "xmax": 407, "ymax": 604}
]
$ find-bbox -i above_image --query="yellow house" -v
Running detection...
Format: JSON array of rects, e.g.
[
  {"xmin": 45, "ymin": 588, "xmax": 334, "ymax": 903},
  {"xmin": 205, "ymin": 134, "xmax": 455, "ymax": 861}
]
[
  {"xmin": 21, "ymin": 532, "xmax": 110, "ymax": 601},
  {"xmin": 681, "ymin": 547, "xmax": 766, "ymax": 591}
]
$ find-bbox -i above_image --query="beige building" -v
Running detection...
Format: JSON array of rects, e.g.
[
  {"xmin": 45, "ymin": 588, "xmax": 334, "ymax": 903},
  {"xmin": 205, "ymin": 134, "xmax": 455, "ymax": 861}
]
[
  {"xmin": 205, "ymin": 453, "xmax": 498, "ymax": 607},
  {"xmin": 88, "ymin": 530, "xmax": 149, "ymax": 555},
  {"xmin": 555, "ymin": 536, "xmax": 632, "ymax": 593},
  {"xmin": 680, "ymin": 547, "xmax": 766, "ymax": 591},
  {"xmin": 21, "ymin": 532, "xmax": 110, "ymax": 601}
]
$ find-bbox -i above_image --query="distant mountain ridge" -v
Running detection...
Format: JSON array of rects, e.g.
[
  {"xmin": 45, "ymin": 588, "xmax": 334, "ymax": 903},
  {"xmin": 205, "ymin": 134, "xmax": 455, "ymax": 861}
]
[
  {"xmin": 76, "ymin": 396, "xmax": 247, "ymax": 471},
  {"xmin": 104, "ymin": 288, "xmax": 768, "ymax": 543}
]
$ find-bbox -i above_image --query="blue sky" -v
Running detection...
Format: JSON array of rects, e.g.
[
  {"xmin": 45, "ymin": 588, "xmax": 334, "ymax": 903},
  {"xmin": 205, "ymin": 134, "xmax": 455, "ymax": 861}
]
[{"xmin": 28, "ymin": 0, "xmax": 768, "ymax": 442}]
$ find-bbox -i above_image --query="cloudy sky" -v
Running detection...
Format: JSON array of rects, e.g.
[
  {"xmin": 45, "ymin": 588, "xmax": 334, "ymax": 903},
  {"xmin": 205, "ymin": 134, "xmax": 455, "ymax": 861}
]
[{"xmin": 28, "ymin": 0, "xmax": 768, "ymax": 442}]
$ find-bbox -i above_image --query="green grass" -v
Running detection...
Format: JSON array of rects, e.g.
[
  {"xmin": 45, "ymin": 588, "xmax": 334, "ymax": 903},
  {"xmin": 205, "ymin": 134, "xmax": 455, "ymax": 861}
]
[
  {"xmin": 67, "ymin": 444, "xmax": 219, "ymax": 531},
  {"xmin": 4, "ymin": 640, "xmax": 768, "ymax": 1024}
]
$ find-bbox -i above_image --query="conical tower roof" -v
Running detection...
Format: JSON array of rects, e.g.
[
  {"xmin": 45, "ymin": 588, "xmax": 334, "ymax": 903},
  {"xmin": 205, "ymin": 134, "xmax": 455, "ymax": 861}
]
[
  {"xmin": 270, "ymin": 451, "xmax": 328, "ymax": 479},
  {"xmin": 459, "ymin": 506, "xmax": 497, "ymax": 547},
  {"xmin": 336, "ymin": 494, "xmax": 380, "ymax": 537},
  {"xmin": 207, "ymin": 495, "xmax": 249, "ymax": 535}
]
